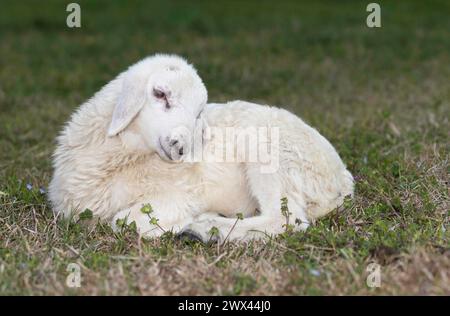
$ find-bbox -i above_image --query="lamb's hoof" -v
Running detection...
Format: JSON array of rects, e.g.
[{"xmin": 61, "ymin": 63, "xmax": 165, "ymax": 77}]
[{"xmin": 177, "ymin": 229, "xmax": 204, "ymax": 243}]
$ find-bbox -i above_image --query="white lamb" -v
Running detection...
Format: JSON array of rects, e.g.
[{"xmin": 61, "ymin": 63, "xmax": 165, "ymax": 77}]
[{"xmin": 49, "ymin": 54, "xmax": 354, "ymax": 242}]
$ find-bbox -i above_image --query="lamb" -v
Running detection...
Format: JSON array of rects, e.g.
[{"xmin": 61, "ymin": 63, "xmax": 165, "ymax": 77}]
[{"xmin": 49, "ymin": 54, "xmax": 354, "ymax": 242}]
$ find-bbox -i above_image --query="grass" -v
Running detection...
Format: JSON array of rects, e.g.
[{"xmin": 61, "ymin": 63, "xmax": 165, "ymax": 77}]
[{"xmin": 0, "ymin": 0, "xmax": 449, "ymax": 295}]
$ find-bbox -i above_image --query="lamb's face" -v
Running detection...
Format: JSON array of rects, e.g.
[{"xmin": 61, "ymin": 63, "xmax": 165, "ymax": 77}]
[
  {"xmin": 136, "ymin": 65, "xmax": 207, "ymax": 162},
  {"xmin": 108, "ymin": 55, "xmax": 207, "ymax": 162}
]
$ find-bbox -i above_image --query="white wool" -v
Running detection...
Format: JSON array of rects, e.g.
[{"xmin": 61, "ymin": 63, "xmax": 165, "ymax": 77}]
[{"xmin": 49, "ymin": 56, "xmax": 353, "ymax": 242}]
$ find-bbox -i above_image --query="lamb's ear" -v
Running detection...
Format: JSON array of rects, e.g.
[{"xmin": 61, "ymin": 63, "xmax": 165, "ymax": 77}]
[{"xmin": 107, "ymin": 72, "xmax": 148, "ymax": 136}]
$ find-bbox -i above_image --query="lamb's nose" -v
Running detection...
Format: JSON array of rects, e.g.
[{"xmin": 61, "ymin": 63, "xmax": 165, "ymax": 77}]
[{"xmin": 178, "ymin": 147, "xmax": 184, "ymax": 156}]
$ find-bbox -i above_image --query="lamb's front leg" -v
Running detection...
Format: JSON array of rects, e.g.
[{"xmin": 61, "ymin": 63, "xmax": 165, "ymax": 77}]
[
  {"xmin": 181, "ymin": 205, "xmax": 309, "ymax": 243},
  {"xmin": 181, "ymin": 214, "xmax": 287, "ymax": 242},
  {"xmin": 180, "ymin": 167, "xmax": 310, "ymax": 243},
  {"xmin": 111, "ymin": 200, "xmax": 196, "ymax": 238}
]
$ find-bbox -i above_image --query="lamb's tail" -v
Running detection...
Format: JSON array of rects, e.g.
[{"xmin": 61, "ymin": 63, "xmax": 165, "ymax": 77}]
[
  {"xmin": 306, "ymin": 168, "xmax": 354, "ymax": 220},
  {"xmin": 341, "ymin": 169, "xmax": 355, "ymax": 198}
]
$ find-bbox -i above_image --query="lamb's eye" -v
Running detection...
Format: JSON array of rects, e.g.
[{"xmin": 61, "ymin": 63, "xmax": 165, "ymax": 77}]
[{"xmin": 153, "ymin": 89, "xmax": 166, "ymax": 99}]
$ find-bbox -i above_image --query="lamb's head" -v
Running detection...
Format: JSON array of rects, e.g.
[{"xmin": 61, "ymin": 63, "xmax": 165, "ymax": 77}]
[{"xmin": 107, "ymin": 54, "xmax": 207, "ymax": 162}]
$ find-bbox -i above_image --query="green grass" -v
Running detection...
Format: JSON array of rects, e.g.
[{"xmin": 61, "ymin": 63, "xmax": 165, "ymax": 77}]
[{"xmin": 0, "ymin": 0, "xmax": 449, "ymax": 295}]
